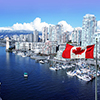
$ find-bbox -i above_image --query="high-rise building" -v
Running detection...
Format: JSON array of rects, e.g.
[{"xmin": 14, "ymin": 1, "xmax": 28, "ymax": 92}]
[
  {"xmin": 62, "ymin": 31, "xmax": 70, "ymax": 43},
  {"xmin": 71, "ymin": 27, "xmax": 82, "ymax": 45},
  {"xmin": 49, "ymin": 25, "xmax": 63, "ymax": 44},
  {"xmin": 19, "ymin": 34, "xmax": 24, "ymax": 42},
  {"xmin": 82, "ymin": 14, "xmax": 97, "ymax": 46},
  {"xmin": 27, "ymin": 33, "xmax": 34, "ymax": 42},
  {"xmin": 42, "ymin": 27, "xmax": 48, "ymax": 42},
  {"xmin": 55, "ymin": 25, "xmax": 63, "ymax": 44},
  {"xmin": 49, "ymin": 25, "xmax": 55, "ymax": 42},
  {"xmin": 33, "ymin": 30, "xmax": 39, "ymax": 42}
]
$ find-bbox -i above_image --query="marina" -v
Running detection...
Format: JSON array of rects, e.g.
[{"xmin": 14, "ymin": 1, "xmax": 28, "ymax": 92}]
[{"xmin": 12, "ymin": 50, "xmax": 100, "ymax": 83}]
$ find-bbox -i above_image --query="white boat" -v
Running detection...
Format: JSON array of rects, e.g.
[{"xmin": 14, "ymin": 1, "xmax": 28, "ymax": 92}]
[
  {"xmin": 44, "ymin": 60, "xmax": 48, "ymax": 63},
  {"xmin": 76, "ymin": 73, "xmax": 91, "ymax": 81},
  {"xmin": 97, "ymin": 70, "xmax": 100, "ymax": 76},
  {"xmin": 39, "ymin": 60, "xmax": 44, "ymax": 64},
  {"xmin": 76, "ymin": 69, "xmax": 82, "ymax": 74},
  {"xmin": 24, "ymin": 72, "xmax": 28, "ymax": 78},
  {"xmin": 81, "ymin": 74, "xmax": 92, "ymax": 81},
  {"xmin": 67, "ymin": 65, "xmax": 72, "ymax": 68},
  {"xmin": 71, "ymin": 64, "xmax": 76, "ymax": 67},
  {"xmin": 66, "ymin": 71, "xmax": 75, "ymax": 76},
  {"xmin": 71, "ymin": 70, "xmax": 77, "ymax": 76},
  {"xmin": 13, "ymin": 50, "xmax": 17, "ymax": 54},
  {"xmin": 21, "ymin": 53, "xmax": 26, "ymax": 57},
  {"xmin": 17, "ymin": 52, "xmax": 23, "ymax": 56},
  {"xmin": 81, "ymin": 68, "xmax": 90, "ymax": 73},
  {"xmin": 49, "ymin": 64, "xmax": 61, "ymax": 71},
  {"xmin": 49, "ymin": 67, "xmax": 56, "ymax": 71},
  {"xmin": 76, "ymin": 73, "xmax": 83, "ymax": 79},
  {"xmin": 66, "ymin": 70, "xmax": 76, "ymax": 76},
  {"xmin": 55, "ymin": 64, "xmax": 62, "ymax": 70},
  {"xmin": 62, "ymin": 65, "xmax": 67, "ymax": 69}
]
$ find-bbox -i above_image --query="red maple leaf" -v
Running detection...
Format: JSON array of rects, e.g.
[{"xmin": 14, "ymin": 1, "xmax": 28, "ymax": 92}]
[{"xmin": 72, "ymin": 47, "xmax": 85, "ymax": 55}]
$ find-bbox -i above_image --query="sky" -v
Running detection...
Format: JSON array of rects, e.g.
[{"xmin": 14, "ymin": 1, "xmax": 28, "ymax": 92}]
[{"xmin": 0, "ymin": 0, "xmax": 100, "ymax": 32}]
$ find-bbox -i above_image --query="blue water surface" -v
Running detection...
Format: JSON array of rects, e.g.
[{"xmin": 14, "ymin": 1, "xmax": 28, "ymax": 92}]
[{"xmin": 0, "ymin": 46, "xmax": 100, "ymax": 100}]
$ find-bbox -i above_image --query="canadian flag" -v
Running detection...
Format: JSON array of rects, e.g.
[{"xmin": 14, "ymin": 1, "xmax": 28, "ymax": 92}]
[{"xmin": 62, "ymin": 44, "xmax": 95, "ymax": 59}]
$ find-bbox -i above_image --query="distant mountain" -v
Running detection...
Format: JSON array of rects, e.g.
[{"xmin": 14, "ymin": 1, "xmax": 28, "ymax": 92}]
[
  {"xmin": 0, "ymin": 30, "xmax": 42, "ymax": 37},
  {"xmin": 0, "ymin": 30, "xmax": 33, "ymax": 33}
]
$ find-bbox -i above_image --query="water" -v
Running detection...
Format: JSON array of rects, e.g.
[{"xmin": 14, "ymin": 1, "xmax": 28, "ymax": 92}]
[{"xmin": 0, "ymin": 46, "xmax": 100, "ymax": 100}]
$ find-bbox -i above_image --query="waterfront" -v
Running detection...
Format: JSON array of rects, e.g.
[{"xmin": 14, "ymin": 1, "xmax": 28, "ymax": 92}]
[{"xmin": 0, "ymin": 46, "xmax": 100, "ymax": 100}]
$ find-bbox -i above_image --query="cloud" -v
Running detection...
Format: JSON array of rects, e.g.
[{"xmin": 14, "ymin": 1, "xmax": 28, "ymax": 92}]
[
  {"xmin": 12, "ymin": 22, "xmax": 34, "ymax": 31},
  {"xmin": 32, "ymin": 17, "xmax": 49, "ymax": 31},
  {"xmin": 0, "ymin": 18, "xmax": 74, "ymax": 32},
  {"xmin": 58, "ymin": 21, "xmax": 74, "ymax": 32},
  {"xmin": 11, "ymin": 17, "xmax": 49, "ymax": 32},
  {"xmin": 0, "ymin": 27, "xmax": 12, "ymax": 30},
  {"xmin": 75, "ymin": 27, "xmax": 82, "ymax": 30}
]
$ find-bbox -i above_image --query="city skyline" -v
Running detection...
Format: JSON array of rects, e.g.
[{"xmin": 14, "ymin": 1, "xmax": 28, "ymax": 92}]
[{"xmin": 0, "ymin": 0, "xmax": 100, "ymax": 32}]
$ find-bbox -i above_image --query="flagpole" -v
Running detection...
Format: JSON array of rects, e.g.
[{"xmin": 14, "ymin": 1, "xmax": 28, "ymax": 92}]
[{"xmin": 95, "ymin": 38, "xmax": 97, "ymax": 100}]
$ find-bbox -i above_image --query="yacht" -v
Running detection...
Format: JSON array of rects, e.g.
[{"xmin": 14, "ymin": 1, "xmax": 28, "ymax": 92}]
[
  {"xmin": 76, "ymin": 73, "xmax": 83, "ymax": 79},
  {"xmin": 13, "ymin": 50, "xmax": 17, "ymax": 54},
  {"xmin": 21, "ymin": 53, "xmax": 26, "ymax": 57},
  {"xmin": 62, "ymin": 64, "xmax": 67, "ymax": 69},
  {"xmin": 17, "ymin": 51, "xmax": 23, "ymax": 56},
  {"xmin": 49, "ymin": 66, "xmax": 56, "ymax": 71},
  {"xmin": 66, "ymin": 71, "xmax": 74, "ymax": 76},
  {"xmin": 49, "ymin": 64, "xmax": 61, "ymax": 71},
  {"xmin": 81, "ymin": 74, "xmax": 92, "ymax": 81},
  {"xmin": 39, "ymin": 60, "xmax": 44, "ymax": 64}
]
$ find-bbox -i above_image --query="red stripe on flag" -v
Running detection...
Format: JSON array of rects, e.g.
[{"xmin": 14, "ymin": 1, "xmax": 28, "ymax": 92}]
[
  {"xmin": 85, "ymin": 44, "xmax": 95, "ymax": 59},
  {"xmin": 62, "ymin": 44, "xmax": 73, "ymax": 58}
]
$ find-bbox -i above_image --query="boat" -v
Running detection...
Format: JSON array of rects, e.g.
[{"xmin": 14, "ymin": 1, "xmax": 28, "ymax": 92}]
[
  {"xmin": 13, "ymin": 50, "xmax": 17, "ymax": 54},
  {"xmin": 81, "ymin": 74, "xmax": 92, "ymax": 81},
  {"xmin": 76, "ymin": 74, "xmax": 83, "ymax": 79},
  {"xmin": 81, "ymin": 68, "xmax": 90, "ymax": 73},
  {"xmin": 55, "ymin": 64, "xmax": 62, "ymax": 70},
  {"xmin": 66, "ymin": 70, "xmax": 77, "ymax": 77},
  {"xmin": 44, "ymin": 60, "xmax": 48, "ymax": 63},
  {"xmin": 39, "ymin": 60, "xmax": 44, "ymax": 64},
  {"xmin": 76, "ymin": 69, "xmax": 82, "ymax": 74},
  {"xmin": 21, "ymin": 53, "xmax": 26, "ymax": 57},
  {"xmin": 66, "ymin": 71, "xmax": 72, "ymax": 76},
  {"xmin": 17, "ymin": 51, "xmax": 23, "ymax": 56},
  {"xmin": 49, "ymin": 66, "xmax": 61, "ymax": 71},
  {"xmin": 62, "ymin": 64, "xmax": 67, "ymax": 69},
  {"xmin": 97, "ymin": 70, "xmax": 100, "ymax": 76},
  {"xmin": 24, "ymin": 72, "xmax": 28, "ymax": 78},
  {"xmin": 49, "ymin": 66, "xmax": 56, "ymax": 71},
  {"xmin": 71, "ymin": 70, "xmax": 77, "ymax": 76},
  {"xmin": 49, "ymin": 64, "xmax": 61, "ymax": 71}
]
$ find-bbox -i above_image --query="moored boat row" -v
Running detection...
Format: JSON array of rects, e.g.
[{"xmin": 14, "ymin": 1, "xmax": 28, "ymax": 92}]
[
  {"xmin": 66, "ymin": 62, "xmax": 100, "ymax": 82},
  {"xmin": 49, "ymin": 60, "xmax": 100, "ymax": 82}
]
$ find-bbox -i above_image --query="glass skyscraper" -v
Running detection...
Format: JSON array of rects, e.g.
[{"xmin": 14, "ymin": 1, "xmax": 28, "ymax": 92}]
[
  {"xmin": 42, "ymin": 27, "xmax": 48, "ymax": 42},
  {"xmin": 82, "ymin": 14, "xmax": 97, "ymax": 46},
  {"xmin": 33, "ymin": 30, "xmax": 39, "ymax": 42},
  {"xmin": 49, "ymin": 25, "xmax": 63, "ymax": 44},
  {"xmin": 71, "ymin": 27, "xmax": 82, "ymax": 45}
]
